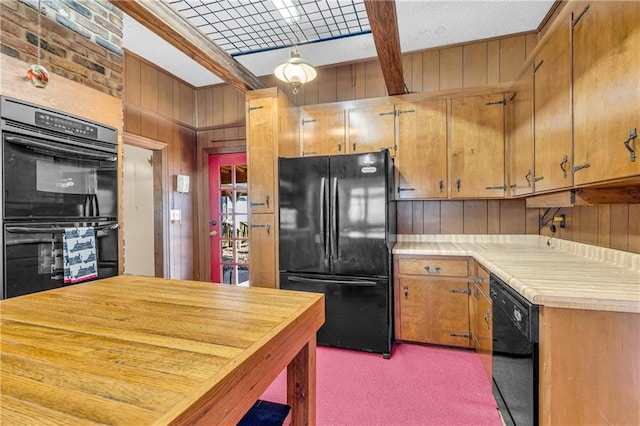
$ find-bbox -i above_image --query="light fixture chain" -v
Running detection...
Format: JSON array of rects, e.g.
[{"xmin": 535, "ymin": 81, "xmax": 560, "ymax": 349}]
[{"xmin": 37, "ymin": 0, "xmax": 41, "ymax": 66}]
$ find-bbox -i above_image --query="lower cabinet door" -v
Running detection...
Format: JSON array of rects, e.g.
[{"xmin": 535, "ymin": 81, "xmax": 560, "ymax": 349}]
[
  {"xmin": 474, "ymin": 285, "xmax": 493, "ymax": 380},
  {"xmin": 248, "ymin": 214, "xmax": 276, "ymax": 288},
  {"xmin": 397, "ymin": 277, "xmax": 470, "ymax": 347}
]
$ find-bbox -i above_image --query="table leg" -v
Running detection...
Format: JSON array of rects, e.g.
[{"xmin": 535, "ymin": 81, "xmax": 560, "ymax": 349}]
[{"xmin": 287, "ymin": 336, "xmax": 317, "ymax": 426}]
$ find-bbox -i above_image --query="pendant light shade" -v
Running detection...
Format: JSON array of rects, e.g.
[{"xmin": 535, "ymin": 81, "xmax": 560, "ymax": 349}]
[{"xmin": 274, "ymin": 47, "xmax": 317, "ymax": 94}]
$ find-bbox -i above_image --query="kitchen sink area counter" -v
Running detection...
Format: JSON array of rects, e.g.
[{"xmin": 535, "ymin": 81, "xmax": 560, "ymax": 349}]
[{"xmin": 393, "ymin": 234, "xmax": 640, "ymax": 313}]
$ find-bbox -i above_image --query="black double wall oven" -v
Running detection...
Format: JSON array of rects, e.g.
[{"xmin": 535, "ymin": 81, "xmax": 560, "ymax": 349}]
[{"xmin": 1, "ymin": 96, "xmax": 119, "ymax": 299}]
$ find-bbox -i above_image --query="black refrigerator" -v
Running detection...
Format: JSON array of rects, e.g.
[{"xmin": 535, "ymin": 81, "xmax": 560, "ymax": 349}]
[{"xmin": 278, "ymin": 150, "xmax": 396, "ymax": 358}]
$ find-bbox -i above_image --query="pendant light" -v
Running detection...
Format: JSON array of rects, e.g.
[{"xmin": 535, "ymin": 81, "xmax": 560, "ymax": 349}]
[
  {"xmin": 25, "ymin": 0, "xmax": 49, "ymax": 88},
  {"xmin": 274, "ymin": 46, "xmax": 317, "ymax": 94}
]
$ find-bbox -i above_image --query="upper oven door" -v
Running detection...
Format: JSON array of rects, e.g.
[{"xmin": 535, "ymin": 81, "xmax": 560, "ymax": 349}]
[{"xmin": 2, "ymin": 132, "xmax": 117, "ymax": 220}]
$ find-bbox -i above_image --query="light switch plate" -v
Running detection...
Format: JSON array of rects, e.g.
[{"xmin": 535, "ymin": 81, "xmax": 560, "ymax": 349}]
[{"xmin": 170, "ymin": 209, "xmax": 181, "ymax": 221}]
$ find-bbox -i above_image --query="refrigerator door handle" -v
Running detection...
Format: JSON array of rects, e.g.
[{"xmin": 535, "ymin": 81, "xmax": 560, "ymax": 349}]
[
  {"xmin": 331, "ymin": 176, "xmax": 339, "ymax": 260},
  {"xmin": 320, "ymin": 177, "xmax": 328, "ymax": 259},
  {"xmin": 287, "ymin": 276, "xmax": 377, "ymax": 287}
]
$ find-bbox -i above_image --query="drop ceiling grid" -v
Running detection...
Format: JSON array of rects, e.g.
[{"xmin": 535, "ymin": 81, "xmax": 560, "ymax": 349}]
[{"xmin": 164, "ymin": 0, "xmax": 371, "ymax": 56}]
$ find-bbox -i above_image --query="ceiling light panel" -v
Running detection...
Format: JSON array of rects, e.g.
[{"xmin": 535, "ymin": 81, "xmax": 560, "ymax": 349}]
[{"xmin": 165, "ymin": 0, "xmax": 371, "ymax": 56}]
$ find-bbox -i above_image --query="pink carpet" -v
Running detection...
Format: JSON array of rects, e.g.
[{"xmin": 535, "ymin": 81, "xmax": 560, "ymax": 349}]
[{"xmin": 260, "ymin": 343, "xmax": 501, "ymax": 425}]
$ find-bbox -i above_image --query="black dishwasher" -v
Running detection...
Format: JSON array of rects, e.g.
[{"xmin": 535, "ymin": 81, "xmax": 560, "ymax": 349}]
[{"xmin": 490, "ymin": 274, "xmax": 539, "ymax": 426}]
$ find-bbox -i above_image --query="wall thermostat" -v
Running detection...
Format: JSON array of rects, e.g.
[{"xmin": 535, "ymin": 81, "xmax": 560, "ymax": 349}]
[{"xmin": 175, "ymin": 174, "xmax": 190, "ymax": 193}]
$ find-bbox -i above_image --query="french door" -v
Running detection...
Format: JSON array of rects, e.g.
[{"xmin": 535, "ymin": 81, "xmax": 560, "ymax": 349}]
[{"xmin": 208, "ymin": 153, "xmax": 248, "ymax": 284}]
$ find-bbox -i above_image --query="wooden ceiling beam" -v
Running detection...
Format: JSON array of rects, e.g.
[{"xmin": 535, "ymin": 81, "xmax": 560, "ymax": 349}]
[
  {"xmin": 364, "ymin": 0, "xmax": 407, "ymax": 96},
  {"xmin": 110, "ymin": 0, "xmax": 266, "ymax": 93}
]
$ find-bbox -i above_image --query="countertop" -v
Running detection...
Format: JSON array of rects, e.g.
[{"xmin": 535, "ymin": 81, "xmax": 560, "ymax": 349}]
[
  {"xmin": 0, "ymin": 275, "xmax": 324, "ymax": 425},
  {"xmin": 393, "ymin": 235, "xmax": 640, "ymax": 313}
]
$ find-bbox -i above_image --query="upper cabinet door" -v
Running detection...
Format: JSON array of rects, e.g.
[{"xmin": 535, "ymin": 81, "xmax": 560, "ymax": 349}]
[
  {"xmin": 396, "ymin": 99, "xmax": 448, "ymax": 199},
  {"xmin": 347, "ymin": 104, "xmax": 396, "ymax": 156},
  {"xmin": 506, "ymin": 70, "xmax": 534, "ymax": 197},
  {"xmin": 450, "ymin": 94, "xmax": 506, "ymax": 198},
  {"xmin": 300, "ymin": 107, "xmax": 345, "ymax": 156},
  {"xmin": 533, "ymin": 14, "xmax": 573, "ymax": 193},
  {"xmin": 247, "ymin": 97, "xmax": 275, "ymax": 214},
  {"xmin": 572, "ymin": 1, "xmax": 640, "ymax": 185}
]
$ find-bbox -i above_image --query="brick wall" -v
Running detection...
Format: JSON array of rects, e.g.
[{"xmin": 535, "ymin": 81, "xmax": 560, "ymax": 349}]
[{"xmin": 0, "ymin": 0, "xmax": 123, "ymax": 98}]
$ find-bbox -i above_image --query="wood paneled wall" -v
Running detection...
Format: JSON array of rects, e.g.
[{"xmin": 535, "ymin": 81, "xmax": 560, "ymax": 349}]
[
  {"xmin": 549, "ymin": 204, "xmax": 640, "ymax": 254},
  {"xmin": 397, "ymin": 199, "xmax": 540, "ymax": 235},
  {"xmin": 396, "ymin": 199, "xmax": 640, "ymax": 254},
  {"xmin": 124, "ymin": 50, "xmax": 197, "ymax": 280}
]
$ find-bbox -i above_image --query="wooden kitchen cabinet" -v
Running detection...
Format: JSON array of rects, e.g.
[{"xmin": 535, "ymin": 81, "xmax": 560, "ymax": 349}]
[
  {"xmin": 247, "ymin": 96, "xmax": 276, "ymax": 214},
  {"xmin": 394, "ymin": 256, "xmax": 471, "ymax": 348},
  {"xmin": 571, "ymin": 1, "xmax": 640, "ymax": 185},
  {"xmin": 506, "ymin": 68, "xmax": 534, "ymax": 197},
  {"xmin": 347, "ymin": 103, "xmax": 397, "ymax": 156},
  {"xmin": 245, "ymin": 88, "xmax": 299, "ymax": 288},
  {"xmin": 247, "ymin": 214, "xmax": 276, "ymax": 288},
  {"xmin": 396, "ymin": 99, "xmax": 448, "ymax": 199},
  {"xmin": 299, "ymin": 105, "xmax": 345, "ymax": 156},
  {"xmin": 539, "ymin": 307, "xmax": 640, "ymax": 425},
  {"xmin": 450, "ymin": 93, "xmax": 506, "ymax": 198},
  {"xmin": 471, "ymin": 262, "xmax": 492, "ymax": 381},
  {"xmin": 533, "ymin": 14, "xmax": 573, "ymax": 193}
]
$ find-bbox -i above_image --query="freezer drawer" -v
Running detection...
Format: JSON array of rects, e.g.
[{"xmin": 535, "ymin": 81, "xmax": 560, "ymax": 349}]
[{"xmin": 280, "ymin": 272, "xmax": 392, "ymax": 358}]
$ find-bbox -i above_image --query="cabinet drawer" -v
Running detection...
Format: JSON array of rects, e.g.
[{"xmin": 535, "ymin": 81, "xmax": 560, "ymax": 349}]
[{"xmin": 398, "ymin": 258, "xmax": 468, "ymax": 277}]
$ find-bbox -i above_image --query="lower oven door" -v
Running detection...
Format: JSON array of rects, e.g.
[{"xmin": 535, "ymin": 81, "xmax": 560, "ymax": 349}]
[{"xmin": 2, "ymin": 221, "xmax": 119, "ymax": 299}]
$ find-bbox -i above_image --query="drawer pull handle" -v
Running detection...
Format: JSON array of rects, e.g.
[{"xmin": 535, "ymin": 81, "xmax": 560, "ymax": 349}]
[
  {"xmin": 475, "ymin": 276, "xmax": 484, "ymax": 284},
  {"xmin": 450, "ymin": 333, "xmax": 471, "ymax": 339},
  {"xmin": 250, "ymin": 194, "xmax": 270, "ymax": 208},
  {"xmin": 424, "ymin": 265, "xmax": 441, "ymax": 273},
  {"xmin": 449, "ymin": 288, "xmax": 471, "ymax": 295},
  {"xmin": 403, "ymin": 285, "xmax": 408, "ymax": 299},
  {"xmin": 484, "ymin": 311, "xmax": 491, "ymax": 327},
  {"xmin": 251, "ymin": 223, "xmax": 271, "ymax": 235},
  {"xmin": 623, "ymin": 128, "xmax": 637, "ymax": 162},
  {"xmin": 559, "ymin": 155, "xmax": 569, "ymax": 178}
]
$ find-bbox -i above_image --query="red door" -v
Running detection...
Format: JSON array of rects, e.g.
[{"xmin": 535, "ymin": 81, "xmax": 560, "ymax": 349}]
[{"xmin": 208, "ymin": 153, "xmax": 248, "ymax": 284}]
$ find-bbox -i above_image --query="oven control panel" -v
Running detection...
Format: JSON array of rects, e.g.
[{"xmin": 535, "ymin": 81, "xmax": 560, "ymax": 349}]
[{"xmin": 35, "ymin": 111, "xmax": 98, "ymax": 139}]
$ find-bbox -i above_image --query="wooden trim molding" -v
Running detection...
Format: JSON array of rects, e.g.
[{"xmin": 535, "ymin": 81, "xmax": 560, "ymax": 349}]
[
  {"xmin": 124, "ymin": 103, "xmax": 198, "ymax": 131},
  {"xmin": 123, "ymin": 132, "xmax": 168, "ymax": 151}
]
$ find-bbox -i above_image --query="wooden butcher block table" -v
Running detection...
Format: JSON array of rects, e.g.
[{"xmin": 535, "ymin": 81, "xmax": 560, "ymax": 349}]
[{"xmin": 0, "ymin": 275, "xmax": 324, "ymax": 425}]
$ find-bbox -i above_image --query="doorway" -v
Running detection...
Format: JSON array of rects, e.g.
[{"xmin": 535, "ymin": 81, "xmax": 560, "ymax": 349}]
[
  {"xmin": 122, "ymin": 144, "xmax": 155, "ymax": 276},
  {"xmin": 122, "ymin": 133, "xmax": 169, "ymax": 278},
  {"xmin": 208, "ymin": 153, "xmax": 248, "ymax": 285}
]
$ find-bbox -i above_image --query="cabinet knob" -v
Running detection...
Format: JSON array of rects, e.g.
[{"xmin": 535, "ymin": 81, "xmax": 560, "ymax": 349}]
[
  {"xmin": 424, "ymin": 265, "xmax": 441, "ymax": 273},
  {"xmin": 403, "ymin": 284, "xmax": 408, "ymax": 299}
]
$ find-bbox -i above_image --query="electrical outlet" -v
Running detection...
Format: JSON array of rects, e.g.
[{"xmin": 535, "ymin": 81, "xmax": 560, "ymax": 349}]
[
  {"xmin": 170, "ymin": 209, "xmax": 181, "ymax": 221},
  {"xmin": 553, "ymin": 214, "xmax": 566, "ymax": 228}
]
